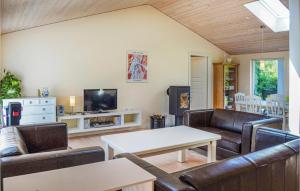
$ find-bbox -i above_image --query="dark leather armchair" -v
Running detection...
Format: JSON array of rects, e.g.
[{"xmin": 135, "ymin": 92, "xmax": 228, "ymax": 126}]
[
  {"xmin": 183, "ymin": 109, "xmax": 282, "ymax": 158},
  {"xmin": 116, "ymin": 127, "xmax": 299, "ymax": 191},
  {"xmin": 0, "ymin": 123, "xmax": 105, "ymax": 178}
]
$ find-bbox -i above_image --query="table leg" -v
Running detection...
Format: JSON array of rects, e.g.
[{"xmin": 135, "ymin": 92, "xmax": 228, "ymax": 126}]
[
  {"xmin": 177, "ymin": 150, "xmax": 186, "ymax": 163},
  {"xmin": 104, "ymin": 143, "xmax": 114, "ymax": 161},
  {"xmin": 207, "ymin": 141, "xmax": 217, "ymax": 163},
  {"xmin": 123, "ymin": 181, "xmax": 154, "ymax": 191}
]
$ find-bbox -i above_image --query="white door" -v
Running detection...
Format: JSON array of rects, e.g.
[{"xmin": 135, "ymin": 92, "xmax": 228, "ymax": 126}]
[{"xmin": 190, "ymin": 56, "xmax": 208, "ymax": 110}]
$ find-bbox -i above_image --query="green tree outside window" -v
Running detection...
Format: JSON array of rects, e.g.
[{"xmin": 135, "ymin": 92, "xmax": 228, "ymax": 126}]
[{"xmin": 253, "ymin": 59, "xmax": 278, "ymax": 100}]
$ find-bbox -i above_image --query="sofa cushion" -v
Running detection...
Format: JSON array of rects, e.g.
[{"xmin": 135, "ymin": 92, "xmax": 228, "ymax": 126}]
[
  {"xmin": 17, "ymin": 123, "xmax": 68, "ymax": 153},
  {"xmin": 211, "ymin": 109, "xmax": 267, "ymax": 133},
  {"xmin": 0, "ymin": 126, "xmax": 28, "ymax": 157},
  {"xmin": 210, "ymin": 109, "xmax": 235, "ymax": 132},
  {"xmin": 199, "ymin": 127, "xmax": 241, "ymax": 153},
  {"xmin": 218, "ymin": 131, "xmax": 242, "ymax": 153}
]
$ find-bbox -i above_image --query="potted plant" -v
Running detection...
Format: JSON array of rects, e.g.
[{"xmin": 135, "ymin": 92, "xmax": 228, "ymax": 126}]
[
  {"xmin": 0, "ymin": 69, "xmax": 22, "ymax": 126},
  {"xmin": 0, "ymin": 70, "xmax": 22, "ymax": 99}
]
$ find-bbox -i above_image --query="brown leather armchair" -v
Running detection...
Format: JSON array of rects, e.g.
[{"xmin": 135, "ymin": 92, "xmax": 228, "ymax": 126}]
[
  {"xmin": 183, "ymin": 109, "xmax": 283, "ymax": 159},
  {"xmin": 0, "ymin": 123, "xmax": 105, "ymax": 178}
]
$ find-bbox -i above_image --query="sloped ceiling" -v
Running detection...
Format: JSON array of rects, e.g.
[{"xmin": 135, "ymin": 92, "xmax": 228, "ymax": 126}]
[{"xmin": 2, "ymin": 0, "xmax": 289, "ymax": 55}]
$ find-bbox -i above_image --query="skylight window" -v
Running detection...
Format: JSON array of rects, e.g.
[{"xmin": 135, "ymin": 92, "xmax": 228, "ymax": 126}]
[{"xmin": 244, "ymin": 0, "xmax": 290, "ymax": 32}]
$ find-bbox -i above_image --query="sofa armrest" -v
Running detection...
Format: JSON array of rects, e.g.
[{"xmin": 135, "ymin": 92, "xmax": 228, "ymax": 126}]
[
  {"xmin": 1, "ymin": 146, "xmax": 104, "ymax": 178},
  {"xmin": 241, "ymin": 118, "xmax": 283, "ymax": 154},
  {"xmin": 115, "ymin": 153, "xmax": 196, "ymax": 191},
  {"xmin": 17, "ymin": 123, "xmax": 68, "ymax": 153},
  {"xmin": 183, "ymin": 109, "xmax": 214, "ymax": 128}
]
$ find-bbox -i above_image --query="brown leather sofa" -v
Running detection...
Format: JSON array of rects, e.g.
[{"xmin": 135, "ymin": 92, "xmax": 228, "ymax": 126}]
[
  {"xmin": 0, "ymin": 123, "xmax": 105, "ymax": 179},
  {"xmin": 116, "ymin": 127, "xmax": 299, "ymax": 191},
  {"xmin": 183, "ymin": 109, "xmax": 282, "ymax": 159}
]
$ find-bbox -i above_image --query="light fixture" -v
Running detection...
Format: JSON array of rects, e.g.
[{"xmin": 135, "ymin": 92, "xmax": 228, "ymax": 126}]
[
  {"xmin": 260, "ymin": 60, "xmax": 265, "ymax": 70},
  {"xmin": 244, "ymin": 0, "xmax": 289, "ymax": 32},
  {"xmin": 260, "ymin": 25, "xmax": 265, "ymax": 70},
  {"xmin": 69, "ymin": 96, "xmax": 76, "ymax": 114}
]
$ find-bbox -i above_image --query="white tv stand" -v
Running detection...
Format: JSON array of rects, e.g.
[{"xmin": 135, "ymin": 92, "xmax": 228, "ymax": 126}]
[{"xmin": 57, "ymin": 110, "xmax": 142, "ymax": 135}]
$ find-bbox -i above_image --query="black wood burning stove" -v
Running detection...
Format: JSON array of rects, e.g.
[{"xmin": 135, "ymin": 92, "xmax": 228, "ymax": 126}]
[{"xmin": 167, "ymin": 86, "xmax": 190, "ymax": 126}]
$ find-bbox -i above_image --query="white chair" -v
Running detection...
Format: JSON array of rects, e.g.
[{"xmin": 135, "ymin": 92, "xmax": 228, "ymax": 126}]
[
  {"xmin": 266, "ymin": 94, "xmax": 286, "ymax": 116},
  {"xmin": 244, "ymin": 96, "xmax": 252, "ymax": 113},
  {"xmin": 244, "ymin": 96, "xmax": 262, "ymax": 114},
  {"xmin": 268, "ymin": 94, "xmax": 285, "ymax": 102},
  {"xmin": 235, "ymin": 93, "xmax": 246, "ymax": 111},
  {"xmin": 265, "ymin": 94, "xmax": 288, "ymax": 131},
  {"xmin": 251, "ymin": 96, "xmax": 262, "ymax": 114}
]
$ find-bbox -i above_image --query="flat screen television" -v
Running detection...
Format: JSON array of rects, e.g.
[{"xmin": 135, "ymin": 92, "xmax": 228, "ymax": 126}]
[{"xmin": 84, "ymin": 89, "xmax": 117, "ymax": 112}]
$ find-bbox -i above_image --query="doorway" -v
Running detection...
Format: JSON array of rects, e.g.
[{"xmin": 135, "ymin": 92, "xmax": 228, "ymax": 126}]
[{"xmin": 189, "ymin": 55, "xmax": 209, "ymax": 110}]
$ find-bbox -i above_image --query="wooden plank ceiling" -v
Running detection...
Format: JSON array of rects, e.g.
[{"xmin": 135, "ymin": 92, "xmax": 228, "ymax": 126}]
[{"xmin": 2, "ymin": 0, "xmax": 289, "ymax": 55}]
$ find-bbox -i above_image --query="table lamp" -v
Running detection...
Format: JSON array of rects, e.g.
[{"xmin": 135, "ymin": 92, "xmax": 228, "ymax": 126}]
[{"xmin": 69, "ymin": 96, "xmax": 76, "ymax": 114}]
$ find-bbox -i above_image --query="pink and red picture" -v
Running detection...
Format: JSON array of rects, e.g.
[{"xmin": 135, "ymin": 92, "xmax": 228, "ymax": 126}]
[{"xmin": 127, "ymin": 51, "xmax": 148, "ymax": 82}]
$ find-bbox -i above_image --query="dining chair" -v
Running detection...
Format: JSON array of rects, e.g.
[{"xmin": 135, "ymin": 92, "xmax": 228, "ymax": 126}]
[
  {"xmin": 251, "ymin": 96, "xmax": 262, "ymax": 114},
  {"xmin": 266, "ymin": 94, "xmax": 287, "ymax": 131},
  {"xmin": 245, "ymin": 96, "xmax": 262, "ymax": 114},
  {"xmin": 268, "ymin": 94, "xmax": 285, "ymax": 102},
  {"xmin": 235, "ymin": 92, "xmax": 246, "ymax": 111}
]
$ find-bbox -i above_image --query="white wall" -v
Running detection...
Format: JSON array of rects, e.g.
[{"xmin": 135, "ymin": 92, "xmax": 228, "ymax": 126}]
[
  {"xmin": 289, "ymin": 0, "xmax": 300, "ymax": 134},
  {"xmin": 231, "ymin": 51, "xmax": 289, "ymax": 96},
  {"xmin": 2, "ymin": 5, "xmax": 225, "ymax": 128}
]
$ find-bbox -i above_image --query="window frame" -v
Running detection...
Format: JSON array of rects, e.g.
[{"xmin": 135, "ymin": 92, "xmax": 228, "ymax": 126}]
[{"xmin": 251, "ymin": 58, "xmax": 285, "ymax": 99}]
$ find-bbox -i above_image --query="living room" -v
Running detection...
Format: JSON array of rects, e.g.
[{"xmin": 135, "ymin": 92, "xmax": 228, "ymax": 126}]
[{"xmin": 0, "ymin": 1, "xmax": 299, "ymax": 191}]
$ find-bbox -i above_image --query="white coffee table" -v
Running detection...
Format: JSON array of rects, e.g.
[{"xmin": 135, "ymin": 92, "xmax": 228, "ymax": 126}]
[
  {"xmin": 4, "ymin": 158, "xmax": 156, "ymax": 191},
  {"xmin": 101, "ymin": 125, "xmax": 221, "ymax": 163}
]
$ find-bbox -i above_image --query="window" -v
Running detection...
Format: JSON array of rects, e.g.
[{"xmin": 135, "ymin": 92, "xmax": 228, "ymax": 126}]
[
  {"xmin": 252, "ymin": 59, "xmax": 284, "ymax": 99},
  {"xmin": 244, "ymin": 0, "xmax": 289, "ymax": 32}
]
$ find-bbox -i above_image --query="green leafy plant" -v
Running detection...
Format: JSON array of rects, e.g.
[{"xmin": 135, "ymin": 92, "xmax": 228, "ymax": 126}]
[{"xmin": 0, "ymin": 70, "xmax": 22, "ymax": 100}]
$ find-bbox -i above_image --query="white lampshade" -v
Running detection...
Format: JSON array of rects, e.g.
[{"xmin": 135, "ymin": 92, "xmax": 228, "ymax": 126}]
[{"xmin": 69, "ymin": 96, "xmax": 76, "ymax": 107}]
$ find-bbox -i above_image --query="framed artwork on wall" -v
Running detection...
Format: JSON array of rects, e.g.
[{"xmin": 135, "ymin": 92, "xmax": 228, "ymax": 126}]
[{"xmin": 127, "ymin": 50, "xmax": 148, "ymax": 82}]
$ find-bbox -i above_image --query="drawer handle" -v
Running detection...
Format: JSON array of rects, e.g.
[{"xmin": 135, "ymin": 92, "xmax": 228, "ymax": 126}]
[
  {"xmin": 42, "ymin": 117, "xmax": 46, "ymax": 120},
  {"xmin": 29, "ymin": 101, "xmax": 32, "ymax": 104},
  {"xmin": 45, "ymin": 101, "xmax": 48, "ymax": 103},
  {"xmin": 42, "ymin": 108, "xmax": 46, "ymax": 111}
]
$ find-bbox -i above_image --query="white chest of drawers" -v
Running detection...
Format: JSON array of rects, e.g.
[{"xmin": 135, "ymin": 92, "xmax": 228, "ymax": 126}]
[{"xmin": 2, "ymin": 97, "xmax": 56, "ymax": 126}]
